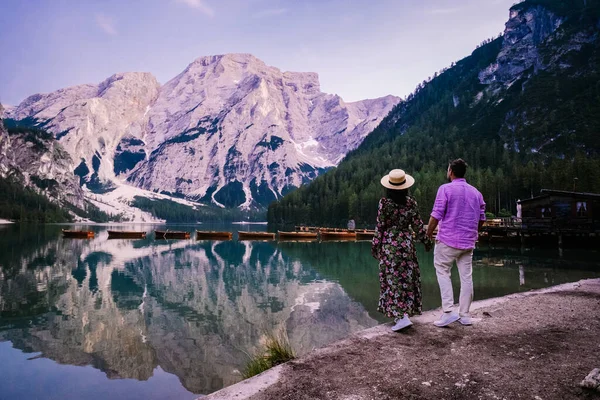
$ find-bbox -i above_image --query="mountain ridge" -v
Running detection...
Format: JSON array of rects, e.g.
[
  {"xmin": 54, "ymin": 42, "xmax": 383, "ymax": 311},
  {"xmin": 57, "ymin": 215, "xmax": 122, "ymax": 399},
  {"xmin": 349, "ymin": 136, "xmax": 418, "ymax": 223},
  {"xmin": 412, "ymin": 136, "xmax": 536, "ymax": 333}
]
[{"xmin": 6, "ymin": 53, "xmax": 399, "ymax": 214}]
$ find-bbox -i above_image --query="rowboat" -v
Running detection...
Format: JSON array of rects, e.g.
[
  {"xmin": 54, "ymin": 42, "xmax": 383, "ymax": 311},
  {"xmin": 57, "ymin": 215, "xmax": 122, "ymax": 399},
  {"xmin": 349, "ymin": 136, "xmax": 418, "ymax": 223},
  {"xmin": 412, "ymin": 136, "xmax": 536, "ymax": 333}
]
[
  {"xmin": 319, "ymin": 230, "xmax": 356, "ymax": 240},
  {"xmin": 356, "ymin": 230, "xmax": 376, "ymax": 241},
  {"xmin": 155, "ymin": 230, "xmax": 191, "ymax": 239},
  {"xmin": 278, "ymin": 231, "xmax": 318, "ymax": 240},
  {"xmin": 107, "ymin": 230, "xmax": 147, "ymax": 239},
  {"xmin": 238, "ymin": 231, "xmax": 276, "ymax": 240},
  {"xmin": 295, "ymin": 226, "xmax": 319, "ymax": 232},
  {"xmin": 319, "ymin": 227, "xmax": 355, "ymax": 233},
  {"xmin": 196, "ymin": 230, "xmax": 233, "ymax": 240},
  {"xmin": 62, "ymin": 229, "xmax": 94, "ymax": 239},
  {"xmin": 277, "ymin": 237, "xmax": 319, "ymax": 243}
]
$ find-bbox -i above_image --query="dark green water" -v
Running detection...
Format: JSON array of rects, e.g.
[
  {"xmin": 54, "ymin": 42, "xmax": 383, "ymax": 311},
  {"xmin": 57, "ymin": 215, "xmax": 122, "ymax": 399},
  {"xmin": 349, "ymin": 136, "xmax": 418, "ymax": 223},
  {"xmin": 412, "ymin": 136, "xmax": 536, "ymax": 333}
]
[{"xmin": 0, "ymin": 223, "xmax": 598, "ymax": 399}]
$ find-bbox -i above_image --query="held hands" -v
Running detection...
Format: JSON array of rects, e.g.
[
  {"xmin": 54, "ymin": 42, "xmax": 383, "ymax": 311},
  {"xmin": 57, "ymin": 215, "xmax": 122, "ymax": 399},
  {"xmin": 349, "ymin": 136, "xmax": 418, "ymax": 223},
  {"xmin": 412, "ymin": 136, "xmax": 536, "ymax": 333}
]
[
  {"xmin": 424, "ymin": 240, "xmax": 433, "ymax": 252},
  {"xmin": 426, "ymin": 216, "xmax": 439, "ymax": 243}
]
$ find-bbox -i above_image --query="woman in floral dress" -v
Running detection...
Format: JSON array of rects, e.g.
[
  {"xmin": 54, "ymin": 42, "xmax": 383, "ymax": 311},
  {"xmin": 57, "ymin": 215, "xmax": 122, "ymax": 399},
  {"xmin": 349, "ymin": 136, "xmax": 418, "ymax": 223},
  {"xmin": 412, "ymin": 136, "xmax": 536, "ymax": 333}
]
[{"xmin": 372, "ymin": 169, "xmax": 432, "ymax": 331}]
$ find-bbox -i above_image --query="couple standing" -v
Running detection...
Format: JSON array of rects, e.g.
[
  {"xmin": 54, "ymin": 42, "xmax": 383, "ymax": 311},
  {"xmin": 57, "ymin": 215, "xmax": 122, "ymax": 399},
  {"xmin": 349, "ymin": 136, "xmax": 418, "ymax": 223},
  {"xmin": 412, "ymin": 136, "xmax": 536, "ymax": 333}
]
[{"xmin": 371, "ymin": 159, "xmax": 486, "ymax": 331}]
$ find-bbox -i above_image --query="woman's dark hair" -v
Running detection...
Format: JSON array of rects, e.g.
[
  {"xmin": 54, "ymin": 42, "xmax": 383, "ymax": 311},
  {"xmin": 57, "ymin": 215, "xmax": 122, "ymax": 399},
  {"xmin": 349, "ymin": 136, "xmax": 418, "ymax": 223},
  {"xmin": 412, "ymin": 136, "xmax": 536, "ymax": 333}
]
[
  {"xmin": 449, "ymin": 158, "xmax": 467, "ymax": 178},
  {"xmin": 387, "ymin": 188, "xmax": 408, "ymax": 206}
]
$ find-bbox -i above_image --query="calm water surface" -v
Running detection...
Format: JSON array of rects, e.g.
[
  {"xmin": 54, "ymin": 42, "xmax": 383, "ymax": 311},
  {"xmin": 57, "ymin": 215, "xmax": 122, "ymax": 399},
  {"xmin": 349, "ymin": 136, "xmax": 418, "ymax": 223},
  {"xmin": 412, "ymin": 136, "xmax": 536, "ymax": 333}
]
[{"xmin": 0, "ymin": 223, "xmax": 599, "ymax": 399}]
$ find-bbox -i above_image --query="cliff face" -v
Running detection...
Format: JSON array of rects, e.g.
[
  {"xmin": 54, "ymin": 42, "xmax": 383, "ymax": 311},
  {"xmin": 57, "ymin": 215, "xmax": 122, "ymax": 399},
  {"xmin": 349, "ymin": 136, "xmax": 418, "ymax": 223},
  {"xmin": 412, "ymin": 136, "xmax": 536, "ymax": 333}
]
[
  {"xmin": 479, "ymin": 5, "xmax": 565, "ymax": 84},
  {"xmin": 0, "ymin": 115, "xmax": 85, "ymax": 209}
]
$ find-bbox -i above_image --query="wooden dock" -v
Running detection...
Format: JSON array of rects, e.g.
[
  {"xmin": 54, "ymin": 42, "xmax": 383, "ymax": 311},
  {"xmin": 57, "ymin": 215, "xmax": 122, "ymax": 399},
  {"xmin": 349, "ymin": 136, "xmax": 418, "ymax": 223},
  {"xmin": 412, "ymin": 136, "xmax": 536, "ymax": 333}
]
[{"xmin": 479, "ymin": 216, "xmax": 599, "ymax": 247}]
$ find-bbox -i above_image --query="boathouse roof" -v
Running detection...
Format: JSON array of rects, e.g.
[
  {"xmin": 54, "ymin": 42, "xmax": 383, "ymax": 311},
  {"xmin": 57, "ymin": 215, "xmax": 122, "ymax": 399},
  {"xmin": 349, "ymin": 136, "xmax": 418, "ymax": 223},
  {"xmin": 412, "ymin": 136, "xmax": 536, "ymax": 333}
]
[{"xmin": 518, "ymin": 189, "xmax": 600, "ymax": 204}]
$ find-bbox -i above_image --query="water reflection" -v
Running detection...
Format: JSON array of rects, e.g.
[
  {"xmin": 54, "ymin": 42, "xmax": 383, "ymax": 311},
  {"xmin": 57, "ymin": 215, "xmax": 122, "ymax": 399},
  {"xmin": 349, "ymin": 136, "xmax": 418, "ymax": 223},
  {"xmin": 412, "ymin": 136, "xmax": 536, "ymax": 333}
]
[
  {"xmin": 0, "ymin": 225, "xmax": 598, "ymax": 398},
  {"xmin": 0, "ymin": 226, "xmax": 379, "ymax": 396}
]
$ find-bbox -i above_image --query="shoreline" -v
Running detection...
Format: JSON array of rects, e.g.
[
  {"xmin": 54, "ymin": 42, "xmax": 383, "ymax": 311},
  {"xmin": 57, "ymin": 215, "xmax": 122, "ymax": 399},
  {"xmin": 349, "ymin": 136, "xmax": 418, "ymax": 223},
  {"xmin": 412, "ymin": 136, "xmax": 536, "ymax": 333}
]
[{"xmin": 206, "ymin": 278, "xmax": 600, "ymax": 399}]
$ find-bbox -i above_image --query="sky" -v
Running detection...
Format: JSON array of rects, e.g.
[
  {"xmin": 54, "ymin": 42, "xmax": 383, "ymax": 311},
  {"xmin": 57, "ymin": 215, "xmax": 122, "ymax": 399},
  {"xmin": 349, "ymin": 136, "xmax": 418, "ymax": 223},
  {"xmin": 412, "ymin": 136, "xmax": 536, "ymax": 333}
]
[{"xmin": 0, "ymin": 0, "xmax": 518, "ymax": 106}]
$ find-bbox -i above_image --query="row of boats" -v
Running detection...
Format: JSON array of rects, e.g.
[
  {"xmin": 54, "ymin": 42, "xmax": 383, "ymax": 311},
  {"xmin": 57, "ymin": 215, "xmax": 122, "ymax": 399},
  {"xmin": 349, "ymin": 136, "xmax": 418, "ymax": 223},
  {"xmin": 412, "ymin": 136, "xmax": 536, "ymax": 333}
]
[{"xmin": 61, "ymin": 228, "xmax": 376, "ymax": 241}]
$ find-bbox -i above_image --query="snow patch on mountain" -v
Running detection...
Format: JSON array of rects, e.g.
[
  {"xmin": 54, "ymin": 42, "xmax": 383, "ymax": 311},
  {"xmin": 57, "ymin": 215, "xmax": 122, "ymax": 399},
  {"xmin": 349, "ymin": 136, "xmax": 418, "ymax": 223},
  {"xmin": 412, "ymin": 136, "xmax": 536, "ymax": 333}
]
[{"xmin": 85, "ymin": 181, "xmax": 205, "ymax": 222}]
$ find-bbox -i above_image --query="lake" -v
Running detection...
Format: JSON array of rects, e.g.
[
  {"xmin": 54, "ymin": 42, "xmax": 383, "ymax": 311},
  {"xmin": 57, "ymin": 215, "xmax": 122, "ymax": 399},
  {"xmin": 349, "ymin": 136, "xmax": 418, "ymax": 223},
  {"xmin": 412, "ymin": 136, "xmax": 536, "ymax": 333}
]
[{"xmin": 0, "ymin": 223, "xmax": 599, "ymax": 399}]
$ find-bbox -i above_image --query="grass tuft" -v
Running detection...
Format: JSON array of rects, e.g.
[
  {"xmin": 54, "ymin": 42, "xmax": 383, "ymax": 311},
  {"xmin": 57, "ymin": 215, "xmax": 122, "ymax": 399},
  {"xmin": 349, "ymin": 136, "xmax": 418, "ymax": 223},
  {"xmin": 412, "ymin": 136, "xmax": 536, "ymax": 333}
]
[{"xmin": 242, "ymin": 331, "xmax": 296, "ymax": 379}]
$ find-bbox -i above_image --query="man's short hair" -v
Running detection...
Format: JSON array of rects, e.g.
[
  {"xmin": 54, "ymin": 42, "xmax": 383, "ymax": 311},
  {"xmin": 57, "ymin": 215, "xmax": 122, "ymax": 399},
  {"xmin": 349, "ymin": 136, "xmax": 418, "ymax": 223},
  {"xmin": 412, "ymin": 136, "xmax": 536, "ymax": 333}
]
[{"xmin": 449, "ymin": 159, "xmax": 467, "ymax": 178}]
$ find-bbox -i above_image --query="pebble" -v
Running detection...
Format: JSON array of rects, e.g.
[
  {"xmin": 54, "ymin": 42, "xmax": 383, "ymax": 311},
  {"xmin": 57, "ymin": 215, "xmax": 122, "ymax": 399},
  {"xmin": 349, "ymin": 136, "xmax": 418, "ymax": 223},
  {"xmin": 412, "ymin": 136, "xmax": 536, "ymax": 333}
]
[{"xmin": 580, "ymin": 368, "xmax": 600, "ymax": 391}]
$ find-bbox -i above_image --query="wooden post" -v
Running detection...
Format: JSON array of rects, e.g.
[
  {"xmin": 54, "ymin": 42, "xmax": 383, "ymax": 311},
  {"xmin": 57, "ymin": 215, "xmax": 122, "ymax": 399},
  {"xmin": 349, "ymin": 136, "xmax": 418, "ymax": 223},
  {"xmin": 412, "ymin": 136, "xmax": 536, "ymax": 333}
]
[
  {"xmin": 520, "ymin": 231, "xmax": 525, "ymax": 248},
  {"xmin": 558, "ymin": 233, "xmax": 563, "ymax": 248}
]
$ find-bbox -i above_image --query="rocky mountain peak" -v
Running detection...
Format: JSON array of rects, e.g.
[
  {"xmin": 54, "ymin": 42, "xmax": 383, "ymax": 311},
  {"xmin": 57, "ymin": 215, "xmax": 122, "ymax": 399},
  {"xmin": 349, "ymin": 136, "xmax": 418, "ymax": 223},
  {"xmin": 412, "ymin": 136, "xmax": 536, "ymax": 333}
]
[
  {"xmin": 6, "ymin": 54, "xmax": 399, "ymax": 212},
  {"xmin": 96, "ymin": 72, "xmax": 159, "ymax": 98}
]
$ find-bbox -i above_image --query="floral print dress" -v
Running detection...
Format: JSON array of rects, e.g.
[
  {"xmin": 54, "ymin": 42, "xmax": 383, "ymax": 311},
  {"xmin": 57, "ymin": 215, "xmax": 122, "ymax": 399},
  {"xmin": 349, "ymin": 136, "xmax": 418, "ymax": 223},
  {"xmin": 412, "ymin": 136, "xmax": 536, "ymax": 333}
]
[{"xmin": 371, "ymin": 196, "xmax": 432, "ymax": 320}]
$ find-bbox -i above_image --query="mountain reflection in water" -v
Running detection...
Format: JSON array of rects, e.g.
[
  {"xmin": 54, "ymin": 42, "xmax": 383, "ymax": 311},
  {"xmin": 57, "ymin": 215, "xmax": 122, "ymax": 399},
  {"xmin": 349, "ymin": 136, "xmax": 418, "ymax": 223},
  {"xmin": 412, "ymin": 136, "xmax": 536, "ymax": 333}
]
[{"xmin": 0, "ymin": 224, "xmax": 598, "ymax": 397}]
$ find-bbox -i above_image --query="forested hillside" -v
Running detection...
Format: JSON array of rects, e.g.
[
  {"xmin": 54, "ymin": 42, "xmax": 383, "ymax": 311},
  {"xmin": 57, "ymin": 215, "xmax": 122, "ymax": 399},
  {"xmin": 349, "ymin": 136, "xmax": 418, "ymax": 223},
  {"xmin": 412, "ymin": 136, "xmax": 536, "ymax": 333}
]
[{"xmin": 268, "ymin": 0, "xmax": 600, "ymax": 227}]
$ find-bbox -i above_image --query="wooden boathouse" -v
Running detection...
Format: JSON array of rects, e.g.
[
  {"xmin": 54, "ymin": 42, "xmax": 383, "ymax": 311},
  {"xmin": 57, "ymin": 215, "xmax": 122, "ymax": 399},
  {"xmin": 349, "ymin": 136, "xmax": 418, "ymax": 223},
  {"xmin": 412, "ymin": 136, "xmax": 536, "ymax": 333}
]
[
  {"xmin": 481, "ymin": 189, "xmax": 600, "ymax": 247},
  {"xmin": 519, "ymin": 189, "xmax": 598, "ymax": 231}
]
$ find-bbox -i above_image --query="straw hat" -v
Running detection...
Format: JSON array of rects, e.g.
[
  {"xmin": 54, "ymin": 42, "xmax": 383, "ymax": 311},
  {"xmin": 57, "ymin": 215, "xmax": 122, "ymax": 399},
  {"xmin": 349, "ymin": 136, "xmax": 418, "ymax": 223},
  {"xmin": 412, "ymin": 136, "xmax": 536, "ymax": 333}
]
[{"xmin": 380, "ymin": 169, "xmax": 415, "ymax": 190}]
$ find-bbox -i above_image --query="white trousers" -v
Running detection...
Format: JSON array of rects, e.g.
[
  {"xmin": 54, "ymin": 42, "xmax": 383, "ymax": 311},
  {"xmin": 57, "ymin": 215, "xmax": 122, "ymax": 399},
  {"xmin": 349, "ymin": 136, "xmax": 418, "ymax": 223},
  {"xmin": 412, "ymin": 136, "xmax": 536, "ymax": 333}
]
[{"xmin": 434, "ymin": 241, "xmax": 474, "ymax": 317}]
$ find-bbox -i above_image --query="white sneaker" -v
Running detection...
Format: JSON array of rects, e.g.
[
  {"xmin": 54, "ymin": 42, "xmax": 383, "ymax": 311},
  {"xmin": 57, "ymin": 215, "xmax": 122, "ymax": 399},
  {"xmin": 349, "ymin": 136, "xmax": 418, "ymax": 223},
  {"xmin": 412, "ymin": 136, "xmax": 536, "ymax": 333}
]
[
  {"xmin": 433, "ymin": 312, "xmax": 460, "ymax": 327},
  {"xmin": 459, "ymin": 316, "xmax": 472, "ymax": 326},
  {"xmin": 391, "ymin": 315, "xmax": 413, "ymax": 331}
]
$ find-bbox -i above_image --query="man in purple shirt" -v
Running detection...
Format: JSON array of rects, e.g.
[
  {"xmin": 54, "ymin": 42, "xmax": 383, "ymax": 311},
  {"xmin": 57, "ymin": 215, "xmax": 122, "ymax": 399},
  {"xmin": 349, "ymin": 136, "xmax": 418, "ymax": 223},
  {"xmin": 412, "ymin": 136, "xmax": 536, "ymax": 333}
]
[{"xmin": 426, "ymin": 159, "xmax": 486, "ymax": 327}]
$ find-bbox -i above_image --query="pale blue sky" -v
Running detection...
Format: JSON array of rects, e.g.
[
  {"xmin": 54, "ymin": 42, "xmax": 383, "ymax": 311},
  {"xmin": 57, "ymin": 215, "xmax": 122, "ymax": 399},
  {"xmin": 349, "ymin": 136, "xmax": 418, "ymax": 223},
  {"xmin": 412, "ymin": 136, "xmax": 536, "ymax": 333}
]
[{"xmin": 0, "ymin": 0, "xmax": 517, "ymax": 106}]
